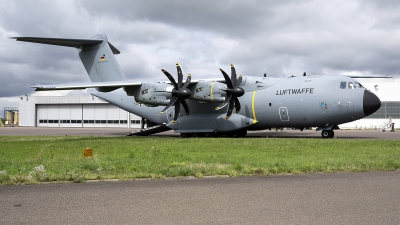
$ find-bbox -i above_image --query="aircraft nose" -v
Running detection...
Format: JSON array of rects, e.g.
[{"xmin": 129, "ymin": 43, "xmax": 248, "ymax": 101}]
[{"xmin": 363, "ymin": 90, "xmax": 381, "ymax": 116}]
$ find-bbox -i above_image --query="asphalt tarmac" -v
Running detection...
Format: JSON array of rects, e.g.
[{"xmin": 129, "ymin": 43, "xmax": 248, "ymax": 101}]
[
  {"xmin": 0, "ymin": 126, "xmax": 398, "ymax": 139},
  {"xmin": 0, "ymin": 127, "xmax": 399, "ymax": 224},
  {"xmin": 1, "ymin": 172, "xmax": 400, "ymax": 224}
]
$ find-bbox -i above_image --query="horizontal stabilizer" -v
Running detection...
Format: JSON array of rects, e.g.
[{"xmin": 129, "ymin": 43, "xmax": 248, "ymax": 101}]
[
  {"xmin": 32, "ymin": 80, "xmax": 142, "ymax": 91},
  {"xmin": 11, "ymin": 37, "xmax": 120, "ymax": 54}
]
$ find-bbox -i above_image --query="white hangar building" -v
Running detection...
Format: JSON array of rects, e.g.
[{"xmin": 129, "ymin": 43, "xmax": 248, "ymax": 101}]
[
  {"xmin": 18, "ymin": 79, "xmax": 399, "ymax": 129},
  {"xmin": 19, "ymin": 95, "xmax": 143, "ymax": 128}
]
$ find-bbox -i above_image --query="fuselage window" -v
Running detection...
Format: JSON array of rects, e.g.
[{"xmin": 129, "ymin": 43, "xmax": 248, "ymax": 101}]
[
  {"xmin": 340, "ymin": 82, "xmax": 346, "ymax": 89},
  {"xmin": 355, "ymin": 82, "xmax": 364, "ymax": 88},
  {"xmin": 348, "ymin": 82, "xmax": 355, "ymax": 89}
]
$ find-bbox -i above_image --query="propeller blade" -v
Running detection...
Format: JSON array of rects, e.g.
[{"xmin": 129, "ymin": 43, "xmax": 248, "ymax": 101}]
[
  {"xmin": 162, "ymin": 69, "xmax": 179, "ymax": 90},
  {"xmin": 182, "ymin": 74, "xmax": 191, "ymax": 89},
  {"xmin": 181, "ymin": 99, "xmax": 189, "ymax": 116},
  {"xmin": 215, "ymin": 94, "xmax": 232, "ymax": 110},
  {"xmin": 159, "ymin": 63, "xmax": 192, "ymax": 123},
  {"xmin": 225, "ymin": 98, "xmax": 235, "ymax": 119},
  {"xmin": 235, "ymin": 75, "xmax": 242, "ymax": 86},
  {"xmin": 176, "ymin": 63, "xmax": 183, "ymax": 87},
  {"xmin": 217, "ymin": 65, "xmax": 246, "ymax": 118},
  {"xmin": 159, "ymin": 96, "xmax": 178, "ymax": 114},
  {"xmin": 220, "ymin": 68, "xmax": 233, "ymax": 88},
  {"xmin": 230, "ymin": 64, "xmax": 236, "ymax": 87},
  {"xmin": 172, "ymin": 100, "xmax": 181, "ymax": 123},
  {"xmin": 234, "ymin": 97, "xmax": 241, "ymax": 113}
]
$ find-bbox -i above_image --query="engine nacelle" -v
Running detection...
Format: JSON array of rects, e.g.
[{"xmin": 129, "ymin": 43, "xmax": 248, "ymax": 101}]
[
  {"xmin": 124, "ymin": 82, "xmax": 172, "ymax": 106},
  {"xmin": 124, "ymin": 81, "xmax": 229, "ymax": 106},
  {"xmin": 189, "ymin": 81, "xmax": 225, "ymax": 103}
]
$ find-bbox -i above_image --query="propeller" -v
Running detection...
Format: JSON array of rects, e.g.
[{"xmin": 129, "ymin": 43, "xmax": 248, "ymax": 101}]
[
  {"xmin": 159, "ymin": 63, "xmax": 191, "ymax": 124},
  {"xmin": 215, "ymin": 64, "xmax": 245, "ymax": 119}
]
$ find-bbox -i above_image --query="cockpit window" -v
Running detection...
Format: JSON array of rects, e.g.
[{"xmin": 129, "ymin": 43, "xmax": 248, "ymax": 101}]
[
  {"xmin": 348, "ymin": 82, "xmax": 355, "ymax": 89},
  {"xmin": 340, "ymin": 82, "xmax": 346, "ymax": 89},
  {"xmin": 355, "ymin": 82, "xmax": 364, "ymax": 88}
]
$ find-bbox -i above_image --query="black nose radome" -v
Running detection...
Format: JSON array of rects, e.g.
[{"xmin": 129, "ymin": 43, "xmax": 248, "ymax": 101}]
[{"xmin": 363, "ymin": 90, "xmax": 381, "ymax": 116}]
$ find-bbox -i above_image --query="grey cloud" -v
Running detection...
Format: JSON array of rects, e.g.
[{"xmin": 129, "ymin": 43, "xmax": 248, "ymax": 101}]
[
  {"xmin": 1, "ymin": 0, "xmax": 400, "ymax": 102},
  {"xmin": 79, "ymin": 0, "xmax": 300, "ymax": 39}
]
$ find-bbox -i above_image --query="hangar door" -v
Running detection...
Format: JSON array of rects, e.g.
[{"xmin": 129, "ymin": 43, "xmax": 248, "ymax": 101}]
[
  {"xmin": 36, "ymin": 104, "xmax": 129, "ymax": 128},
  {"xmin": 37, "ymin": 104, "xmax": 83, "ymax": 128}
]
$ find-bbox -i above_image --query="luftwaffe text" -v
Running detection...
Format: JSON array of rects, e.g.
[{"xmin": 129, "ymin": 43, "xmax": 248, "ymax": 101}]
[{"xmin": 276, "ymin": 88, "xmax": 314, "ymax": 95}]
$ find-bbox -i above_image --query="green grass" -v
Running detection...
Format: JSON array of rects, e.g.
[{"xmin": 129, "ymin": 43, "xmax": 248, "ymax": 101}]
[{"xmin": 0, "ymin": 136, "xmax": 399, "ymax": 185}]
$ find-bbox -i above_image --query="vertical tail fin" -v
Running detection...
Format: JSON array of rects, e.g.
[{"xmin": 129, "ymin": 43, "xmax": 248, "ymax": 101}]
[
  {"xmin": 79, "ymin": 34, "xmax": 126, "ymax": 82},
  {"xmin": 11, "ymin": 34, "xmax": 126, "ymax": 82}
]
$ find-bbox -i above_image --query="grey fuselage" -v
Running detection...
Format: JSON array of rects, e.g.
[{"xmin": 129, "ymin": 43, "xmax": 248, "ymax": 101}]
[{"xmin": 94, "ymin": 74, "xmax": 378, "ymax": 133}]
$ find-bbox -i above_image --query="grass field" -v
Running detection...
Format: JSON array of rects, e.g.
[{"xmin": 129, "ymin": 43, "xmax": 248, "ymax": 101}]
[{"xmin": 0, "ymin": 136, "xmax": 399, "ymax": 185}]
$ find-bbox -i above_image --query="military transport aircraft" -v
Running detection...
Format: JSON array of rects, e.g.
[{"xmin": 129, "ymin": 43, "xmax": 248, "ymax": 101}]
[{"xmin": 12, "ymin": 34, "xmax": 383, "ymax": 138}]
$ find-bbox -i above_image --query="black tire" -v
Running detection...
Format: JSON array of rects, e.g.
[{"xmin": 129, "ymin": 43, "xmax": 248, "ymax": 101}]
[
  {"xmin": 235, "ymin": 129, "xmax": 247, "ymax": 137},
  {"xmin": 321, "ymin": 130, "xmax": 333, "ymax": 138},
  {"xmin": 203, "ymin": 132, "xmax": 214, "ymax": 137},
  {"xmin": 180, "ymin": 133, "xmax": 191, "ymax": 138},
  {"xmin": 222, "ymin": 132, "xmax": 234, "ymax": 137}
]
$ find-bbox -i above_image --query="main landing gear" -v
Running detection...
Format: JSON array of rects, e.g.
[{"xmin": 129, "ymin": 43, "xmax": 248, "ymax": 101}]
[
  {"xmin": 321, "ymin": 130, "xmax": 334, "ymax": 138},
  {"xmin": 180, "ymin": 129, "xmax": 247, "ymax": 138}
]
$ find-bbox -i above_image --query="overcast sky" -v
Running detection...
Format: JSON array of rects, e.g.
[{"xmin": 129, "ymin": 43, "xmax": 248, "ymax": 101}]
[{"xmin": 1, "ymin": 0, "xmax": 400, "ymax": 114}]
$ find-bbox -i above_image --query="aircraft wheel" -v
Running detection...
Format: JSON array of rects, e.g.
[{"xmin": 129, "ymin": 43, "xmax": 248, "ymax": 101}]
[
  {"xmin": 180, "ymin": 133, "xmax": 190, "ymax": 138},
  {"xmin": 203, "ymin": 132, "xmax": 214, "ymax": 137},
  {"xmin": 222, "ymin": 132, "xmax": 234, "ymax": 137},
  {"xmin": 235, "ymin": 129, "xmax": 247, "ymax": 137},
  {"xmin": 321, "ymin": 130, "xmax": 334, "ymax": 138},
  {"xmin": 192, "ymin": 133, "xmax": 199, "ymax": 137}
]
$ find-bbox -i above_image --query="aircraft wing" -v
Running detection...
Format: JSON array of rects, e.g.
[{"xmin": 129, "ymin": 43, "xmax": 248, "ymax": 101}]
[
  {"xmin": 32, "ymin": 81, "xmax": 142, "ymax": 91},
  {"xmin": 32, "ymin": 77, "xmax": 226, "ymax": 91},
  {"xmin": 344, "ymin": 75, "xmax": 393, "ymax": 78}
]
